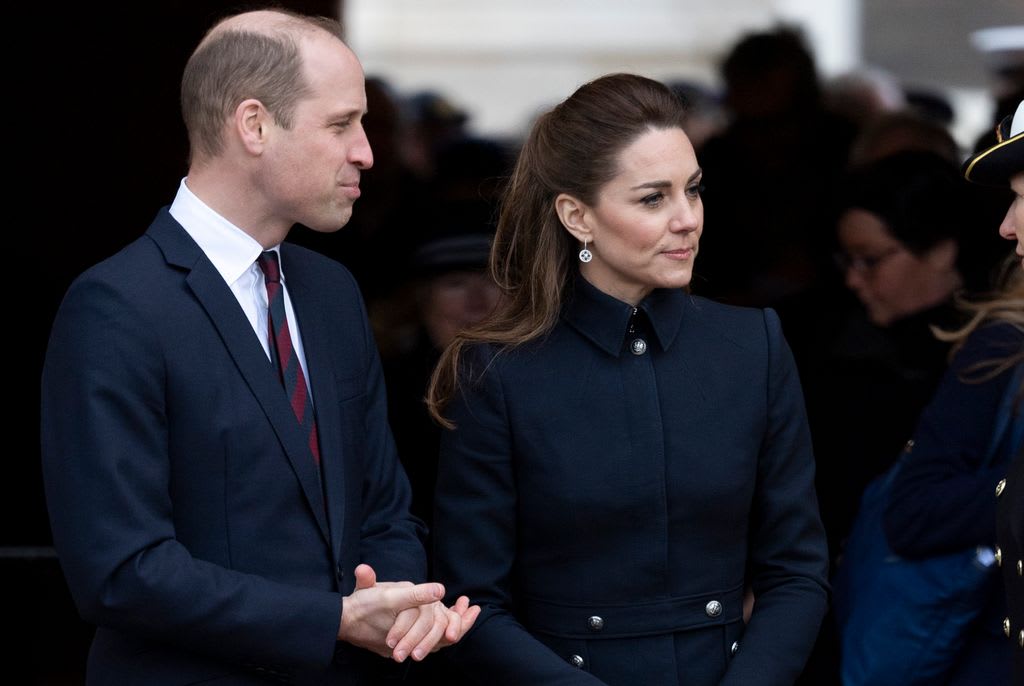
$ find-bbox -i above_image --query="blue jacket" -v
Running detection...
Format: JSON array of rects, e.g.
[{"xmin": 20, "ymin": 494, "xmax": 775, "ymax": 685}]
[
  {"xmin": 41, "ymin": 210, "xmax": 425, "ymax": 685},
  {"xmin": 434, "ymin": 278, "xmax": 829, "ymax": 686},
  {"xmin": 884, "ymin": 321, "xmax": 1023, "ymax": 685}
]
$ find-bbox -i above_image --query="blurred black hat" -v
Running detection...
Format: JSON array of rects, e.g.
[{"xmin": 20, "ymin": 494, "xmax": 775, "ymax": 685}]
[
  {"xmin": 406, "ymin": 91, "xmax": 469, "ymax": 127},
  {"xmin": 410, "ymin": 201, "xmax": 495, "ymax": 278}
]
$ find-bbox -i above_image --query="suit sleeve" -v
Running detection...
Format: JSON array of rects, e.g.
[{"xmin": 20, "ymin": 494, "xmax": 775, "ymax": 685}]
[
  {"xmin": 41, "ymin": 274, "xmax": 342, "ymax": 672},
  {"xmin": 433, "ymin": 346, "xmax": 607, "ymax": 686},
  {"xmin": 353, "ymin": 287, "xmax": 428, "ymax": 582},
  {"xmin": 719, "ymin": 308, "xmax": 830, "ymax": 686}
]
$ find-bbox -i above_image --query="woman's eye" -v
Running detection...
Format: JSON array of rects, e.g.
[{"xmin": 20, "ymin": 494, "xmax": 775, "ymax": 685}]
[
  {"xmin": 687, "ymin": 182, "xmax": 705, "ymax": 198},
  {"xmin": 641, "ymin": 192, "xmax": 664, "ymax": 207}
]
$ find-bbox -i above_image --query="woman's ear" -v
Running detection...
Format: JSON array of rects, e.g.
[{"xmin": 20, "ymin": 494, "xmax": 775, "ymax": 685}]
[{"xmin": 555, "ymin": 193, "xmax": 592, "ymax": 244}]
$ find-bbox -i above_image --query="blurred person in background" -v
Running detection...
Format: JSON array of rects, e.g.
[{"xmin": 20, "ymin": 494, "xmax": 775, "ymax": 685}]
[
  {"xmin": 697, "ymin": 26, "xmax": 856, "ymax": 309},
  {"xmin": 807, "ymin": 150, "xmax": 1005, "ymax": 563}
]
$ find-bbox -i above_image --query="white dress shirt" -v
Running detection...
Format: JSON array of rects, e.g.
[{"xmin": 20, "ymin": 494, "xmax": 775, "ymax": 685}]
[{"xmin": 169, "ymin": 178, "xmax": 312, "ymax": 392}]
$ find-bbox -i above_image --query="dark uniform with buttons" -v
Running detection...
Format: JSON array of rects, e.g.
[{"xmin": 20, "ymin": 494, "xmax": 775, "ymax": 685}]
[
  {"xmin": 434, "ymin": 279, "xmax": 829, "ymax": 685},
  {"xmin": 997, "ymin": 450, "xmax": 1024, "ymax": 684}
]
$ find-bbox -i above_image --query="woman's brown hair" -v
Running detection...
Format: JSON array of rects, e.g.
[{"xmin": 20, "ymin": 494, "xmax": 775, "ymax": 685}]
[{"xmin": 427, "ymin": 73, "xmax": 688, "ymax": 426}]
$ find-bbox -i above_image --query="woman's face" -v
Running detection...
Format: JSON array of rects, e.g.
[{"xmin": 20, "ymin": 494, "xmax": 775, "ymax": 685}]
[
  {"xmin": 1001, "ymin": 172, "xmax": 1024, "ymax": 269},
  {"xmin": 837, "ymin": 208, "xmax": 960, "ymax": 326},
  {"xmin": 564, "ymin": 127, "xmax": 703, "ymax": 305}
]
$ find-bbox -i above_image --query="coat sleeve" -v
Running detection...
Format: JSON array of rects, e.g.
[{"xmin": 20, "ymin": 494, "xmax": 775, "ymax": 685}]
[
  {"xmin": 719, "ymin": 308, "xmax": 830, "ymax": 686},
  {"xmin": 883, "ymin": 323, "xmax": 1022, "ymax": 557},
  {"xmin": 40, "ymin": 274, "xmax": 342, "ymax": 673},
  {"xmin": 433, "ymin": 345, "xmax": 608, "ymax": 686}
]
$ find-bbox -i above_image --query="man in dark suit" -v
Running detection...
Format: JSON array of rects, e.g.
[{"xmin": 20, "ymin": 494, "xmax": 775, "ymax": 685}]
[{"xmin": 40, "ymin": 9, "xmax": 477, "ymax": 684}]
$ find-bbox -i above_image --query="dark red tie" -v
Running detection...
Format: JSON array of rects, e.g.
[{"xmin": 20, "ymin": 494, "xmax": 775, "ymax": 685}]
[{"xmin": 257, "ymin": 251, "xmax": 321, "ymax": 466}]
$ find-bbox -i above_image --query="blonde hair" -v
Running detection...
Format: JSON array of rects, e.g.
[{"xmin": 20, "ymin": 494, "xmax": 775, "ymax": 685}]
[{"xmin": 934, "ymin": 255, "xmax": 1024, "ymax": 385}]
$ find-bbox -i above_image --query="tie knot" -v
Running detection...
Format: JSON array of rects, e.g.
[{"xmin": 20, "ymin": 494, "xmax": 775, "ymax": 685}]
[{"xmin": 257, "ymin": 251, "xmax": 281, "ymax": 284}]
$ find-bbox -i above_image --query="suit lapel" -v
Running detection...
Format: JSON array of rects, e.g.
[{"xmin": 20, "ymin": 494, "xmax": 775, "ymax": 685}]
[
  {"xmin": 283, "ymin": 243, "xmax": 347, "ymax": 565},
  {"xmin": 147, "ymin": 213, "xmax": 332, "ymax": 544}
]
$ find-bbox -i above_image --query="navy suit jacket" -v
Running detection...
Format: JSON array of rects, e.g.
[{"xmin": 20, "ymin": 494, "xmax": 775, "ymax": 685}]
[
  {"xmin": 434, "ymin": 279, "xmax": 829, "ymax": 686},
  {"xmin": 41, "ymin": 210, "xmax": 425, "ymax": 685}
]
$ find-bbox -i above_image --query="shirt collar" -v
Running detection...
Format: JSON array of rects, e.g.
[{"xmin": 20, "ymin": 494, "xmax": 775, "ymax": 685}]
[
  {"xmin": 168, "ymin": 177, "xmax": 275, "ymax": 286},
  {"xmin": 562, "ymin": 275, "xmax": 687, "ymax": 357}
]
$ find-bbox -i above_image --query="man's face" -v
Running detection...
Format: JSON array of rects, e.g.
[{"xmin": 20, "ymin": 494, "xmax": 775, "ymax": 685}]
[{"xmin": 259, "ymin": 34, "xmax": 373, "ymax": 233}]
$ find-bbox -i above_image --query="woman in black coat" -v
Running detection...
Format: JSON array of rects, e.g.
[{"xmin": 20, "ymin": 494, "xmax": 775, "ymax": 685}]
[
  {"xmin": 427, "ymin": 73, "xmax": 828, "ymax": 686},
  {"xmin": 960, "ymin": 98, "xmax": 1024, "ymax": 683}
]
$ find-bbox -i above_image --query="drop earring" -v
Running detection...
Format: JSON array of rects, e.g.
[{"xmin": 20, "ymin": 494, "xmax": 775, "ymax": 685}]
[{"xmin": 579, "ymin": 240, "xmax": 593, "ymax": 263}]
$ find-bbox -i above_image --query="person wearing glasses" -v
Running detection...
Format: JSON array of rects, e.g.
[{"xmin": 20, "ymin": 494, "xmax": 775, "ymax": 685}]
[
  {"xmin": 833, "ymin": 101, "xmax": 1023, "ymax": 686},
  {"xmin": 806, "ymin": 150, "xmax": 1007, "ymax": 570}
]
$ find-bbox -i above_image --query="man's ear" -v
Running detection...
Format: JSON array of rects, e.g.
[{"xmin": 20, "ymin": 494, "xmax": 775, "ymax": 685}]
[
  {"xmin": 234, "ymin": 98, "xmax": 271, "ymax": 155},
  {"xmin": 555, "ymin": 193, "xmax": 593, "ymax": 244}
]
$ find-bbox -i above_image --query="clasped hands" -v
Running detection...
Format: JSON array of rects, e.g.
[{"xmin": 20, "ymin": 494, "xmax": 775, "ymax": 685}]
[{"xmin": 338, "ymin": 563, "xmax": 481, "ymax": 662}]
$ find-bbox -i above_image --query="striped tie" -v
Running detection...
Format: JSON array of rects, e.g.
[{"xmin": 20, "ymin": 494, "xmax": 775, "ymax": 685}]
[{"xmin": 257, "ymin": 251, "xmax": 321, "ymax": 466}]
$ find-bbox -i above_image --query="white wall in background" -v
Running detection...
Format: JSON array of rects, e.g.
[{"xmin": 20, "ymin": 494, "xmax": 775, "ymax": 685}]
[{"xmin": 346, "ymin": 0, "xmax": 858, "ymax": 138}]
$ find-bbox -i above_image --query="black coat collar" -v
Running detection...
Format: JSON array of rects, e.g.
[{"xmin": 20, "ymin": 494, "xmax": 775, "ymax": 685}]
[{"xmin": 562, "ymin": 274, "xmax": 687, "ymax": 357}]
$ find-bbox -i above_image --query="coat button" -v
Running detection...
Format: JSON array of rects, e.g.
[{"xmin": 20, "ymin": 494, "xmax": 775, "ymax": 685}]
[
  {"xmin": 705, "ymin": 600, "xmax": 722, "ymax": 618},
  {"xmin": 995, "ymin": 547, "xmax": 1003, "ymax": 567},
  {"xmin": 730, "ymin": 641, "xmax": 740, "ymax": 655},
  {"xmin": 1004, "ymin": 617, "xmax": 1012, "ymax": 638},
  {"xmin": 1017, "ymin": 559, "xmax": 1022, "ymax": 576},
  {"xmin": 569, "ymin": 654, "xmax": 585, "ymax": 669},
  {"xmin": 630, "ymin": 338, "xmax": 647, "ymax": 355},
  {"xmin": 996, "ymin": 478, "xmax": 1006, "ymax": 497},
  {"xmin": 587, "ymin": 615, "xmax": 604, "ymax": 632},
  {"xmin": 1019, "ymin": 629, "xmax": 1023, "ymax": 649}
]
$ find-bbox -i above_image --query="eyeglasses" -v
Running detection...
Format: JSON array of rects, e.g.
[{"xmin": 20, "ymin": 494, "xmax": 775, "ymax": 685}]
[{"xmin": 833, "ymin": 247, "xmax": 902, "ymax": 274}]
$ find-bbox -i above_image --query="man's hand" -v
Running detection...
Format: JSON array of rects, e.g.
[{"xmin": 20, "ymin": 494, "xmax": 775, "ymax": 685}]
[{"xmin": 337, "ymin": 563, "xmax": 480, "ymax": 662}]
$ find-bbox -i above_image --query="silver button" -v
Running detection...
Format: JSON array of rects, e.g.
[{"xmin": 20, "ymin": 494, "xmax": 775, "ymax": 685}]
[
  {"xmin": 996, "ymin": 547, "xmax": 1003, "ymax": 567},
  {"xmin": 587, "ymin": 615, "xmax": 604, "ymax": 632},
  {"xmin": 1017, "ymin": 559, "xmax": 1022, "ymax": 576},
  {"xmin": 630, "ymin": 338, "xmax": 647, "ymax": 355},
  {"xmin": 1004, "ymin": 617, "xmax": 1012, "ymax": 637},
  {"xmin": 996, "ymin": 478, "xmax": 1006, "ymax": 497},
  {"xmin": 569, "ymin": 654, "xmax": 584, "ymax": 668},
  {"xmin": 705, "ymin": 600, "xmax": 722, "ymax": 618},
  {"xmin": 730, "ymin": 641, "xmax": 740, "ymax": 655}
]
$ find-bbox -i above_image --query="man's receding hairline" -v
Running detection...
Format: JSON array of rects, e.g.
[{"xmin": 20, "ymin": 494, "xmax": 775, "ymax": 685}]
[{"xmin": 197, "ymin": 10, "xmax": 337, "ymax": 53}]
